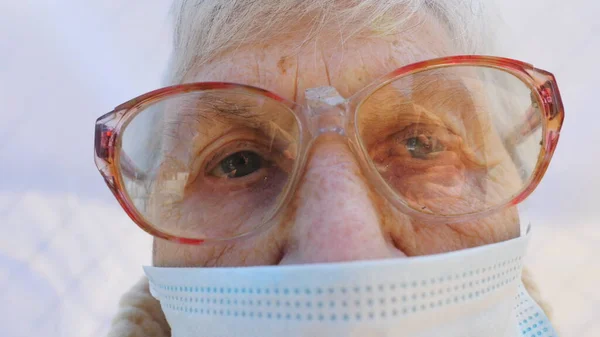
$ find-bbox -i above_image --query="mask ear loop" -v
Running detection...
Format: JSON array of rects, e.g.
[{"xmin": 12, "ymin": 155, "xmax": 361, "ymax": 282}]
[{"xmin": 516, "ymin": 204, "xmax": 532, "ymax": 236}]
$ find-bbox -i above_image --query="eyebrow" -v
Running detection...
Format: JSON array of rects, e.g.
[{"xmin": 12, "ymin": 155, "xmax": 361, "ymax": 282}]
[
  {"xmin": 181, "ymin": 93, "xmax": 262, "ymax": 122},
  {"xmin": 163, "ymin": 92, "xmax": 298, "ymax": 151},
  {"xmin": 362, "ymin": 74, "xmax": 480, "ymax": 131},
  {"xmin": 161, "ymin": 92, "xmax": 268, "ymax": 141}
]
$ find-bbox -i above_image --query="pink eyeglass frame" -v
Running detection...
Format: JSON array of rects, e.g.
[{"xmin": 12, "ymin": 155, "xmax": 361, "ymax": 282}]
[{"xmin": 94, "ymin": 55, "xmax": 564, "ymax": 245}]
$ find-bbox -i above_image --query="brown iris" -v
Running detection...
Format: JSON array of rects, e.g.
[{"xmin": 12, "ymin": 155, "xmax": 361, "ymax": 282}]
[{"xmin": 217, "ymin": 151, "xmax": 264, "ymax": 178}]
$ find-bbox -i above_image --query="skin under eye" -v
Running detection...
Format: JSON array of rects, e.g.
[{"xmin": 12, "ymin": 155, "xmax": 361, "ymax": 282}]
[
  {"xmin": 367, "ymin": 122, "xmax": 494, "ymax": 214},
  {"xmin": 152, "ymin": 136, "xmax": 294, "ymax": 240}
]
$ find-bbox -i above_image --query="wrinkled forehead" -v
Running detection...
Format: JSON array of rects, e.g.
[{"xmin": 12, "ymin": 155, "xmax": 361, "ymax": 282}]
[{"xmin": 181, "ymin": 10, "xmax": 457, "ymax": 103}]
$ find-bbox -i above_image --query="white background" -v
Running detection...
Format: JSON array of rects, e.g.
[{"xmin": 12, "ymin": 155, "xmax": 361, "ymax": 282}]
[{"xmin": 0, "ymin": 1, "xmax": 598, "ymax": 336}]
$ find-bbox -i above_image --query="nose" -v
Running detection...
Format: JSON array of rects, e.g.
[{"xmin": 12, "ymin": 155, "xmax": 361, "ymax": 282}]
[{"xmin": 279, "ymin": 134, "xmax": 406, "ymax": 264}]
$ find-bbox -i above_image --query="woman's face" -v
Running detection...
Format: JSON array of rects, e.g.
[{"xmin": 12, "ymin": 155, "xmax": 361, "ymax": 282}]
[{"xmin": 152, "ymin": 14, "xmax": 520, "ymax": 268}]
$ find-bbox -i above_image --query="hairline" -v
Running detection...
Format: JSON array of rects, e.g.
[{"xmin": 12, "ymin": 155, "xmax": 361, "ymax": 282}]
[{"xmin": 164, "ymin": 0, "xmax": 496, "ymax": 85}]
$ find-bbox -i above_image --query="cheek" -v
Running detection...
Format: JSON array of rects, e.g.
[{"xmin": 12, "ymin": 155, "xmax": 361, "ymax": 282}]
[
  {"xmin": 418, "ymin": 208, "xmax": 519, "ymax": 255},
  {"xmin": 153, "ymin": 222, "xmax": 288, "ymax": 268},
  {"xmin": 149, "ymin": 174, "xmax": 285, "ymax": 239},
  {"xmin": 380, "ymin": 194, "xmax": 519, "ymax": 256}
]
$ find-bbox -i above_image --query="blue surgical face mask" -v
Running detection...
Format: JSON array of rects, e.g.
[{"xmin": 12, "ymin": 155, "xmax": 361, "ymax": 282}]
[{"xmin": 144, "ymin": 227, "xmax": 556, "ymax": 337}]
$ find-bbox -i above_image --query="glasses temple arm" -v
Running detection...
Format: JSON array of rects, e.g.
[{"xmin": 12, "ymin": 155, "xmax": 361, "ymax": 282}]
[
  {"xmin": 120, "ymin": 151, "xmax": 148, "ymax": 181},
  {"xmin": 504, "ymin": 103, "xmax": 543, "ymax": 147},
  {"xmin": 96, "ymin": 124, "xmax": 147, "ymax": 181}
]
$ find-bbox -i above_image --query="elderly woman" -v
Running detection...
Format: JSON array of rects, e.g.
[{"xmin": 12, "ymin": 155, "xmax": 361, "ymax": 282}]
[{"xmin": 97, "ymin": 0, "xmax": 564, "ymax": 336}]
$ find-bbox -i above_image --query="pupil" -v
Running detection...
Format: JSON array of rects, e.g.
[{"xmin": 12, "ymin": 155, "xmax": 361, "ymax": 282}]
[
  {"xmin": 406, "ymin": 137, "xmax": 419, "ymax": 151},
  {"xmin": 220, "ymin": 151, "xmax": 263, "ymax": 178},
  {"xmin": 406, "ymin": 135, "xmax": 434, "ymax": 159}
]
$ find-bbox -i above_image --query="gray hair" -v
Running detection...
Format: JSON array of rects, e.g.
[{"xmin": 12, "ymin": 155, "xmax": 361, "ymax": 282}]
[{"xmin": 165, "ymin": 0, "xmax": 498, "ymax": 84}]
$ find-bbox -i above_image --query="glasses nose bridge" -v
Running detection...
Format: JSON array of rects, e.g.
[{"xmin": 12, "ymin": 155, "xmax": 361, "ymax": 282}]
[{"xmin": 304, "ymin": 86, "xmax": 349, "ymax": 138}]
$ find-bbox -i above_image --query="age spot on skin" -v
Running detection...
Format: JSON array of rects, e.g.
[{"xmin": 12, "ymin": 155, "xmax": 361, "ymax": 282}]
[{"xmin": 277, "ymin": 56, "xmax": 294, "ymax": 75}]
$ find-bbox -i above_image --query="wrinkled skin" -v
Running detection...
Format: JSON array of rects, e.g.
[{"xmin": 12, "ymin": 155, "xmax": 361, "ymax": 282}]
[{"xmin": 152, "ymin": 12, "xmax": 520, "ymax": 268}]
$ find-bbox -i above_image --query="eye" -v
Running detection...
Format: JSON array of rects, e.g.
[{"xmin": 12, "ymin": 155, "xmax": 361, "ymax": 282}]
[
  {"xmin": 211, "ymin": 150, "xmax": 265, "ymax": 178},
  {"xmin": 404, "ymin": 134, "xmax": 446, "ymax": 159}
]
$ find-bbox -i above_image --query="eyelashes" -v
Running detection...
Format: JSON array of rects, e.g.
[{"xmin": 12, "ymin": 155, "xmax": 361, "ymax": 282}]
[
  {"xmin": 373, "ymin": 122, "xmax": 495, "ymax": 170},
  {"xmin": 371, "ymin": 123, "xmax": 459, "ymax": 161},
  {"xmin": 204, "ymin": 141, "xmax": 278, "ymax": 188},
  {"xmin": 184, "ymin": 129, "xmax": 295, "ymax": 189},
  {"xmin": 403, "ymin": 134, "xmax": 446, "ymax": 159},
  {"xmin": 192, "ymin": 123, "xmax": 469, "ymax": 187}
]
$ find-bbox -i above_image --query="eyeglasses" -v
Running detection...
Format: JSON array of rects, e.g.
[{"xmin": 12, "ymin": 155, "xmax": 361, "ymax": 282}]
[{"xmin": 94, "ymin": 55, "xmax": 564, "ymax": 244}]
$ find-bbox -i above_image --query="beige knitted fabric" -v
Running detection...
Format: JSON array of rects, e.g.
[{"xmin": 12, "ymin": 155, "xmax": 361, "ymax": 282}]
[{"xmin": 106, "ymin": 277, "xmax": 170, "ymax": 337}]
